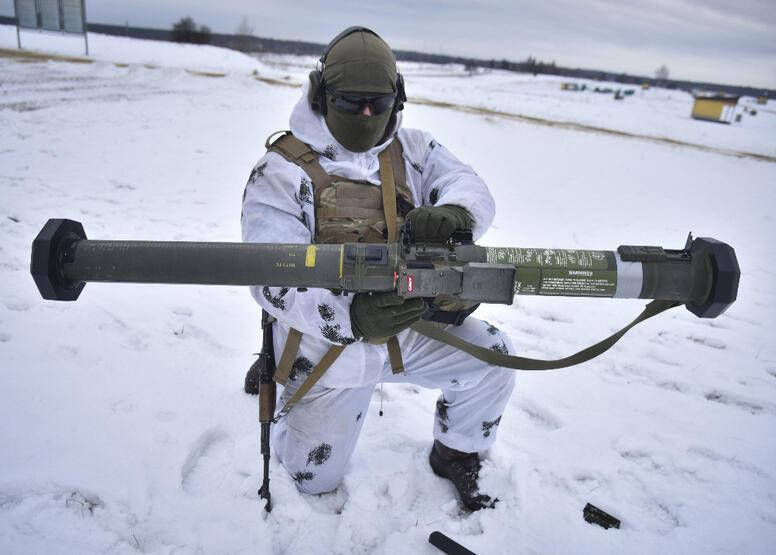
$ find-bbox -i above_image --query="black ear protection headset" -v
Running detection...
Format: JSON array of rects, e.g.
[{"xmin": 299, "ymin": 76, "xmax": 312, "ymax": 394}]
[{"xmin": 308, "ymin": 26, "xmax": 406, "ymax": 116}]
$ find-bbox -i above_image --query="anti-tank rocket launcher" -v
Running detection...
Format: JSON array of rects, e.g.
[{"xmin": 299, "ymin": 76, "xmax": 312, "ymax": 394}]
[
  {"xmin": 29, "ymin": 218, "xmax": 740, "ymax": 515},
  {"xmin": 31, "ymin": 218, "xmax": 739, "ymax": 368}
]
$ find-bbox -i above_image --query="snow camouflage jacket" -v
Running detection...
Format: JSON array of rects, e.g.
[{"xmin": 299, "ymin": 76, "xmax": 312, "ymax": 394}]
[{"xmin": 241, "ymin": 83, "xmax": 496, "ymax": 387}]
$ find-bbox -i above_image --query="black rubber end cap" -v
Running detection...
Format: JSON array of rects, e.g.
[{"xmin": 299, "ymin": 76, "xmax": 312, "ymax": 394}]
[
  {"xmin": 686, "ymin": 237, "xmax": 740, "ymax": 319},
  {"xmin": 30, "ymin": 218, "xmax": 87, "ymax": 301}
]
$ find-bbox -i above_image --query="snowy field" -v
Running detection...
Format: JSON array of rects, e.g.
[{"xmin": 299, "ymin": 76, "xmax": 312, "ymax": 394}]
[{"xmin": 1, "ymin": 27, "xmax": 776, "ymax": 554}]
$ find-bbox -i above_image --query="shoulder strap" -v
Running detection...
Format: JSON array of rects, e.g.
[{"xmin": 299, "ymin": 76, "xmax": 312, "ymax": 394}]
[
  {"xmin": 387, "ymin": 138, "xmax": 408, "ymax": 197},
  {"xmin": 379, "ymin": 141, "xmax": 407, "ymax": 374},
  {"xmin": 410, "ymin": 300, "xmax": 681, "ymax": 371},
  {"xmin": 378, "ymin": 148, "xmax": 398, "ymax": 243},
  {"xmin": 265, "ymin": 131, "xmax": 332, "ymax": 200}
]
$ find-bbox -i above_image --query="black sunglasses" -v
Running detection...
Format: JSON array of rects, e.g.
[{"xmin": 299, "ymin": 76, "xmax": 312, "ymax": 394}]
[{"xmin": 326, "ymin": 88, "xmax": 396, "ymax": 115}]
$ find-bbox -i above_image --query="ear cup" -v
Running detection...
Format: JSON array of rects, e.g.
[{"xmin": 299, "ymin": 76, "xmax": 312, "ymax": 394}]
[
  {"xmin": 394, "ymin": 73, "xmax": 406, "ymax": 113},
  {"xmin": 308, "ymin": 70, "xmax": 326, "ymax": 113}
]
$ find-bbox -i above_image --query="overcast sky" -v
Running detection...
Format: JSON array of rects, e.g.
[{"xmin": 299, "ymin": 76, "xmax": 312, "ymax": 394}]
[{"xmin": 3, "ymin": 0, "xmax": 775, "ymax": 88}]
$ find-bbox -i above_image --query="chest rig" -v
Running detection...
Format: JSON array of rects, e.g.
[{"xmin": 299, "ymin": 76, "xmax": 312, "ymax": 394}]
[{"xmin": 266, "ymin": 131, "xmax": 415, "ymax": 245}]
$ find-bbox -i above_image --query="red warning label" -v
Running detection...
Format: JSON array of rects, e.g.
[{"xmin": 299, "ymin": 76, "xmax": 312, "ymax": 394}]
[{"xmin": 407, "ymin": 275, "xmax": 414, "ymax": 293}]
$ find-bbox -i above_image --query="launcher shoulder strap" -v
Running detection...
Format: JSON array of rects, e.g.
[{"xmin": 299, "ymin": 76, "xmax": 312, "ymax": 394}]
[{"xmin": 411, "ymin": 300, "xmax": 681, "ymax": 371}]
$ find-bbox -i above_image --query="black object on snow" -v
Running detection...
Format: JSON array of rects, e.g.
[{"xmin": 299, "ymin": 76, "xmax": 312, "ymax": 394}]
[
  {"xmin": 429, "ymin": 531, "xmax": 477, "ymax": 555},
  {"xmin": 583, "ymin": 503, "xmax": 621, "ymax": 529}
]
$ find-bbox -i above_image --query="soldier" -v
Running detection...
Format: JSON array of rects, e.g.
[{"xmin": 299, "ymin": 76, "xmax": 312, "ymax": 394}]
[{"xmin": 241, "ymin": 27, "xmax": 515, "ymax": 511}]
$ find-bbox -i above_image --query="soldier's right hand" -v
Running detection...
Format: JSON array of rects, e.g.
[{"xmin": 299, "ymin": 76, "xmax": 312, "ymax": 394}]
[{"xmin": 350, "ymin": 292, "xmax": 426, "ymax": 343}]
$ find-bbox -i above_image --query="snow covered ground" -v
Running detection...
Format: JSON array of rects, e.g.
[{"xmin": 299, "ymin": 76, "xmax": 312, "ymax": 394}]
[
  {"xmin": 1, "ymin": 27, "xmax": 775, "ymax": 554},
  {"xmin": 257, "ymin": 53, "xmax": 776, "ymax": 160}
]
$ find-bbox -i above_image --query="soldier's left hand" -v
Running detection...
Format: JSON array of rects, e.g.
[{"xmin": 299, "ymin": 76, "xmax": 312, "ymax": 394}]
[{"xmin": 406, "ymin": 205, "xmax": 473, "ymax": 243}]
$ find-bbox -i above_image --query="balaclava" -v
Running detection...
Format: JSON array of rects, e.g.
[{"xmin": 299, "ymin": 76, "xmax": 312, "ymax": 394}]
[{"xmin": 321, "ymin": 30, "xmax": 398, "ymax": 152}]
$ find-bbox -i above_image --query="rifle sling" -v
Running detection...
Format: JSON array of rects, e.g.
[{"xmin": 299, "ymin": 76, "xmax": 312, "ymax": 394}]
[
  {"xmin": 274, "ymin": 341, "xmax": 346, "ymax": 421},
  {"xmin": 274, "ymin": 327, "xmax": 302, "ymax": 386},
  {"xmin": 410, "ymin": 300, "xmax": 681, "ymax": 371}
]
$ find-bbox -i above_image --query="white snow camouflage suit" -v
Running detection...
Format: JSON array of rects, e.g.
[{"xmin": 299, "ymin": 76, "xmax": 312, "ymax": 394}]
[{"xmin": 241, "ymin": 83, "xmax": 516, "ymax": 494}]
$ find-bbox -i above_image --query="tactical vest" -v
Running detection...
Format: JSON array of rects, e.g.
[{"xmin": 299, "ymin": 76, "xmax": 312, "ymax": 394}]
[{"xmin": 266, "ymin": 131, "xmax": 415, "ymax": 245}]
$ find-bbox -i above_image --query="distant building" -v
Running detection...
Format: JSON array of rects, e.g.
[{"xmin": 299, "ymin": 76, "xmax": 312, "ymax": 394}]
[
  {"xmin": 756, "ymin": 96, "xmax": 768, "ymax": 105},
  {"xmin": 691, "ymin": 96, "xmax": 739, "ymax": 124}
]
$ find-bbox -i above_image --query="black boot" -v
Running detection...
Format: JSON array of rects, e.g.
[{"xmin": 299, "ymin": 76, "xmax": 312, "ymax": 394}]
[
  {"xmin": 429, "ymin": 440, "xmax": 497, "ymax": 511},
  {"xmin": 244, "ymin": 359, "xmax": 260, "ymax": 395}
]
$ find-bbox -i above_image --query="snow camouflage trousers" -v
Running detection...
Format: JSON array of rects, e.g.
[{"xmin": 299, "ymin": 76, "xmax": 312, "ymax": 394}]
[{"xmin": 271, "ymin": 317, "xmax": 516, "ymax": 494}]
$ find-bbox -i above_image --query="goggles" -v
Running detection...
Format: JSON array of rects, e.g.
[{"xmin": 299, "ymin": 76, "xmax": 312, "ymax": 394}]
[{"xmin": 326, "ymin": 88, "xmax": 396, "ymax": 115}]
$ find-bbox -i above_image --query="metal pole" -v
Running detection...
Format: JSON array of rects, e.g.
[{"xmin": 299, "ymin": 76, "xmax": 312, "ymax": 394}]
[
  {"xmin": 81, "ymin": 0, "xmax": 89, "ymax": 56},
  {"xmin": 14, "ymin": 0, "xmax": 22, "ymax": 50}
]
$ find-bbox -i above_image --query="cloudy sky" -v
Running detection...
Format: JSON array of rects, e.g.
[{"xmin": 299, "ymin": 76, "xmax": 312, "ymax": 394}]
[{"xmin": 3, "ymin": 0, "xmax": 775, "ymax": 88}]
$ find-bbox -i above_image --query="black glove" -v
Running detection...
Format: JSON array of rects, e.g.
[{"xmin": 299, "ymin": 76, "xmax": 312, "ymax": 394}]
[
  {"xmin": 406, "ymin": 205, "xmax": 473, "ymax": 243},
  {"xmin": 350, "ymin": 292, "xmax": 426, "ymax": 343}
]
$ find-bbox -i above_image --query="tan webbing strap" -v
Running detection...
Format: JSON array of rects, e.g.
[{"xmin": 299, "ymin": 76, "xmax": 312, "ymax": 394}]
[
  {"xmin": 378, "ymin": 147, "xmax": 398, "ymax": 243},
  {"xmin": 388, "ymin": 139, "xmax": 408, "ymax": 195},
  {"xmin": 266, "ymin": 131, "xmax": 332, "ymax": 198},
  {"xmin": 410, "ymin": 300, "xmax": 682, "ymax": 371},
  {"xmin": 268, "ymin": 132, "xmax": 316, "ymax": 163},
  {"xmin": 387, "ymin": 336, "xmax": 404, "ymax": 374},
  {"xmin": 379, "ymin": 144, "xmax": 406, "ymax": 374},
  {"xmin": 274, "ymin": 344, "xmax": 346, "ymax": 420},
  {"xmin": 274, "ymin": 327, "xmax": 303, "ymax": 385}
]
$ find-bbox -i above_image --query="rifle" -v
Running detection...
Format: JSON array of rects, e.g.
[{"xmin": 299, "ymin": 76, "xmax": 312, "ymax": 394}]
[{"xmin": 254, "ymin": 309, "xmax": 275, "ymax": 512}]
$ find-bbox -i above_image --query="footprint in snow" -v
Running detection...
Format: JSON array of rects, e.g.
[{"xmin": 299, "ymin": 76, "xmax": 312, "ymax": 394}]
[
  {"xmin": 0, "ymin": 488, "xmax": 103, "ymax": 518},
  {"xmin": 180, "ymin": 429, "xmax": 234, "ymax": 495},
  {"xmin": 688, "ymin": 445, "xmax": 768, "ymax": 477},
  {"xmin": 703, "ymin": 391, "xmax": 770, "ymax": 415},
  {"xmin": 65, "ymin": 490, "xmax": 103, "ymax": 516},
  {"xmin": 573, "ymin": 474, "xmax": 602, "ymax": 489},
  {"xmin": 170, "ymin": 306, "xmax": 193, "ymax": 317},
  {"xmin": 687, "ymin": 335, "xmax": 727, "ymax": 350},
  {"xmin": 517, "ymin": 399, "xmax": 563, "ymax": 431},
  {"xmin": 537, "ymin": 310, "xmax": 571, "ymax": 324},
  {"xmin": 655, "ymin": 380, "xmax": 689, "ymax": 394},
  {"xmin": 111, "ymin": 180, "xmax": 136, "ymax": 191},
  {"xmin": 618, "ymin": 449, "xmax": 664, "ymax": 471}
]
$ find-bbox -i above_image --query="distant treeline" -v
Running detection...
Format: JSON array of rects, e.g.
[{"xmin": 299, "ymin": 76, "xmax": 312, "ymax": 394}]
[{"xmin": 2, "ymin": 15, "xmax": 772, "ymax": 98}]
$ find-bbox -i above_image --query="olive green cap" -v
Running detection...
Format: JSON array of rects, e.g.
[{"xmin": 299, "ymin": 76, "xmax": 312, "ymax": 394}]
[{"xmin": 323, "ymin": 30, "xmax": 397, "ymax": 94}]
